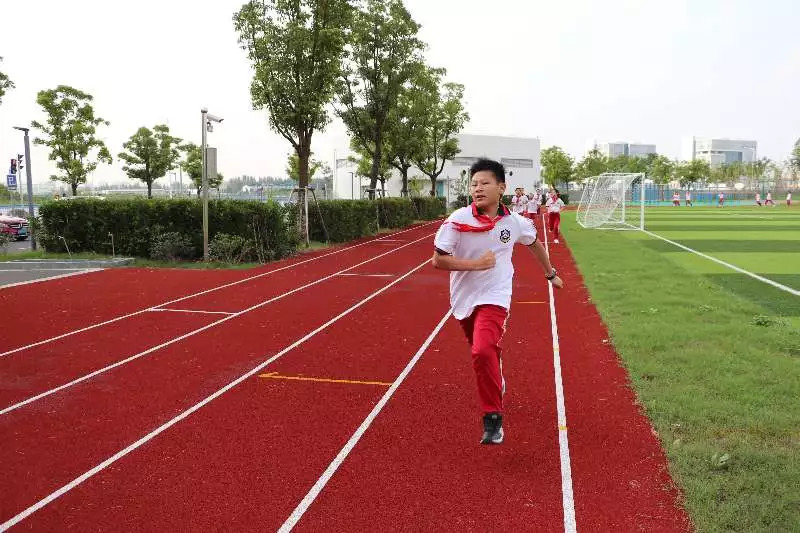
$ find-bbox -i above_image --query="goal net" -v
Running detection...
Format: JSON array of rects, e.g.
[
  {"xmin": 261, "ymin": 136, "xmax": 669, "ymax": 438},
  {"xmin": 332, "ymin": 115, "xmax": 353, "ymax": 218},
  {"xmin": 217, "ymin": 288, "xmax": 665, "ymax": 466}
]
[{"xmin": 576, "ymin": 173, "xmax": 645, "ymax": 229}]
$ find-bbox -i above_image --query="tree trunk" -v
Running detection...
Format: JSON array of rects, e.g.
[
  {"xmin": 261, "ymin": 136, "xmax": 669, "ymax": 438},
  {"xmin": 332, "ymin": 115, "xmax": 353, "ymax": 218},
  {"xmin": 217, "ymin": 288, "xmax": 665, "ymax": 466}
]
[
  {"xmin": 71, "ymin": 181, "xmax": 78, "ymax": 196},
  {"xmin": 147, "ymin": 181, "xmax": 153, "ymax": 199},
  {"xmin": 369, "ymin": 131, "xmax": 382, "ymax": 200},
  {"xmin": 400, "ymin": 167, "xmax": 409, "ymax": 197},
  {"xmin": 429, "ymin": 176, "xmax": 437, "ymax": 197},
  {"xmin": 297, "ymin": 138, "xmax": 312, "ymax": 245}
]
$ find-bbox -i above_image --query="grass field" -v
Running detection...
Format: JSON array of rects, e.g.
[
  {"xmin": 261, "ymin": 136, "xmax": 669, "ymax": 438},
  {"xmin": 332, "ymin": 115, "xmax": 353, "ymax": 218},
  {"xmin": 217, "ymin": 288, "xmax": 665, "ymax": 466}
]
[{"xmin": 563, "ymin": 206, "xmax": 800, "ymax": 532}]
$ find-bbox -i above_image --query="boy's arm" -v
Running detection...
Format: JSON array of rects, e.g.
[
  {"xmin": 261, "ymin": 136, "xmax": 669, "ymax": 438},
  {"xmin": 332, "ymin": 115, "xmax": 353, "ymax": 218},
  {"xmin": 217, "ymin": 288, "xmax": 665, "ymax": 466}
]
[
  {"xmin": 528, "ymin": 240, "xmax": 564, "ymax": 288},
  {"xmin": 431, "ymin": 250, "xmax": 495, "ymax": 271}
]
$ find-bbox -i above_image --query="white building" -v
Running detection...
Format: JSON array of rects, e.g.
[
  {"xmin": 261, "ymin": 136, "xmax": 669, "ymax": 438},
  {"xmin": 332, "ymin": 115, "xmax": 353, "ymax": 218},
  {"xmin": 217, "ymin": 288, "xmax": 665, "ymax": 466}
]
[
  {"xmin": 681, "ymin": 136, "xmax": 757, "ymax": 167},
  {"xmin": 589, "ymin": 140, "xmax": 657, "ymax": 158},
  {"xmin": 332, "ymin": 134, "xmax": 541, "ymax": 200}
]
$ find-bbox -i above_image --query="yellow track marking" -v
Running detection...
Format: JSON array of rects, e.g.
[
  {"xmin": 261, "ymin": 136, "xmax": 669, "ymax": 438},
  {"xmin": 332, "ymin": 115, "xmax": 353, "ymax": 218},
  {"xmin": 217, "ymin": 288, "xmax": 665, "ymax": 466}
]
[
  {"xmin": 558, "ymin": 425, "xmax": 568, "ymax": 431},
  {"xmin": 258, "ymin": 372, "xmax": 392, "ymax": 387}
]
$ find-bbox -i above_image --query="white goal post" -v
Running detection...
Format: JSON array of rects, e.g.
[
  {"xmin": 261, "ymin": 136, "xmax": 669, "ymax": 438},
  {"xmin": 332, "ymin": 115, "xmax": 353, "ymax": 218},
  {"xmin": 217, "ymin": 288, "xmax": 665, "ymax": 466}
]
[{"xmin": 576, "ymin": 173, "xmax": 645, "ymax": 230}]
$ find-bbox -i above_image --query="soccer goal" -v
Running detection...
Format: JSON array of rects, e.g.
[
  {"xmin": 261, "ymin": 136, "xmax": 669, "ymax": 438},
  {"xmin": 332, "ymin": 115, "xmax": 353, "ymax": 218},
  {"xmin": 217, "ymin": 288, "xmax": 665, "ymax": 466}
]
[{"xmin": 576, "ymin": 173, "xmax": 645, "ymax": 230}]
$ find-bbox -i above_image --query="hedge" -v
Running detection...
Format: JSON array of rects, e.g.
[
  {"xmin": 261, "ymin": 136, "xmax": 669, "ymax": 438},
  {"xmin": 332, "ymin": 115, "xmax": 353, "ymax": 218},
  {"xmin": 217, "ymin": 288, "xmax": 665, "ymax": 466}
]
[
  {"xmin": 37, "ymin": 198, "xmax": 297, "ymax": 260},
  {"xmin": 306, "ymin": 196, "xmax": 446, "ymax": 243}
]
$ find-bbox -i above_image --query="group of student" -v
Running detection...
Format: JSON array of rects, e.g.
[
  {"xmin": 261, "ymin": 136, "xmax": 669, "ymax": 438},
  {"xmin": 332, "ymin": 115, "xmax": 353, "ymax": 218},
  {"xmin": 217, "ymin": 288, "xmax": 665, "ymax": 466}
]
[
  {"xmin": 671, "ymin": 190, "xmax": 792, "ymax": 207},
  {"xmin": 509, "ymin": 186, "xmax": 565, "ymax": 243}
]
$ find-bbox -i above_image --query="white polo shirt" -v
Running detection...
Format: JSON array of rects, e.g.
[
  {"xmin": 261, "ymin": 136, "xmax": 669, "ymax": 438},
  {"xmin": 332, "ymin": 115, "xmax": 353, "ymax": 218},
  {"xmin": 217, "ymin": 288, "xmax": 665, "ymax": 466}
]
[
  {"xmin": 434, "ymin": 206, "xmax": 537, "ymax": 320},
  {"xmin": 511, "ymin": 194, "xmax": 528, "ymax": 214},
  {"xmin": 546, "ymin": 197, "xmax": 565, "ymax": 213}
]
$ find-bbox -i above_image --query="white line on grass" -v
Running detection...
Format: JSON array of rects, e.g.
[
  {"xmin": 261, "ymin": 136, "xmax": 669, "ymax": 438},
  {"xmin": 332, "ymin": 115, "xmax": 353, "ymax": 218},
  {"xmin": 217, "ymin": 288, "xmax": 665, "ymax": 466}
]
[
  {"xmin": 634, "ymin": 225, "xmax": 799, "ymax": 297},
  {"xmin": 0, "ymin": 234, "xmax": 434, "ymax": 415},
  {"xmin": 278, "ymin": 309, "xmax": 452, "ymax": 532},
  {"xmin": 0, "ymin": 269, "xmax": 104, "ymax": 289},
  {"xmin": 0, "ymin": 259, "xmax": 433, "ymax": 531},
  {"xmin": 542, "ymin": 213, "xmax": 577, "ymax": 533},
  {"xmin": 0, "ymin": 221, "xmax": 440, "ymax": 358}
]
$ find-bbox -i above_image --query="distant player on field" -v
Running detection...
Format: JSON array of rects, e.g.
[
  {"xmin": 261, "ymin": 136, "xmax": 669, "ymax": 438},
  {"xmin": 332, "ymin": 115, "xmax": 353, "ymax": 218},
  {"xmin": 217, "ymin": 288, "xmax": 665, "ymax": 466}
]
[
  {"xmin": 432, "ymin": 158, "xmax": 564, "ymax": 445},
  {"xmin": 765, "ymin": 191, "xmax": 774, "ymax": 206},
  {"xmin": 525, "ymin": 192, "xmax": 538, "ymax": 220},
  {"xmin": 787, "ymin": 191, "xmax": 792, "ymax": 207},
  {"xmin": 718, "ymin": 192, "xmax": 724, "ymax": 207},
  {"xmin": 672, "ymin": 192, "xmax": 680, "ymax": 207},
  {"xmin": 755, "ymin": 192, "xmax": 762, "ymax": 206},
  {"xmin": 685, "ymin": 190, "xmax": 693, "ymax": 207}
]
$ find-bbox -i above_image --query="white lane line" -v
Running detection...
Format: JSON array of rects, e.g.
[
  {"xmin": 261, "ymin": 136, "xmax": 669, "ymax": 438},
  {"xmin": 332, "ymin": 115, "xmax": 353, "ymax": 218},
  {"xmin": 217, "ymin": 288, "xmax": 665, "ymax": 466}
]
[
  {"xmin": 0, "ymin": 269, "xmax": 103, "ymax": 289},
  {"xmin": 0, "ymin": 221, "xmax": 440, "ymax": 358},
  {"xmin": 632, "ymin": 224, "xmax": 799, "ymax": 297},
  {"xmin": 542, "ymin": 213, "xmax": 577, "ymax": 533},
  {"xmin": 279, "ymin": 309, "xmax": 452, "ymax": 532},
  {"xmin": 0, "ymin": 259, "xmax": 434, "ymax": 531},
  {"xmin": 0, "ymin": 233, "xmax": 434, "ymax": 415},
  {"xmin": 338, "ymin": 273, "xmax": 395, "ymax": 278},
  {"xmin": 146, "ymin": 308, "xmax": 236, "ymax": 316}
]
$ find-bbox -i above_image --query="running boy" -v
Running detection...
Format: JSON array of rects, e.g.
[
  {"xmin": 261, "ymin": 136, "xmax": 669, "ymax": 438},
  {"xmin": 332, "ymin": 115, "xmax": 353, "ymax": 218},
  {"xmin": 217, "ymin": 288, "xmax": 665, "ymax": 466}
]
[
  {"xmin": 787, "ymin": 191, "xmax": 792, "ymax": 207},
  {"xmin": 432, "ymin": 158, "xmax": 564, "ymax": 445},
  {"xmin": 546, "ymin": 192, "xmax": 566, "ymax": 244},
  {"xmin": 526, "ymin": 192, "xmax": 538, "ymax": 220},
  {"xmin": 765, "ymin": 191, "xmax": 774, "ymax": 206},
  {"xmin": 718, "ymin": 192, "xmax": 725, "ymax": 207},
  {"xmin": 685, "ymin": 190, "xmax": 693, "ymax": 207},
  {"xmin": 672, "ymin": 192, "xmax": 680, "ymax": 207},
  {"xmin": 755, "ymin": 192, "xmax": 762, "ymax": 206},
  {"xmin": 511, "ymin": 187, "xmax": 528, "ymax": 214}
]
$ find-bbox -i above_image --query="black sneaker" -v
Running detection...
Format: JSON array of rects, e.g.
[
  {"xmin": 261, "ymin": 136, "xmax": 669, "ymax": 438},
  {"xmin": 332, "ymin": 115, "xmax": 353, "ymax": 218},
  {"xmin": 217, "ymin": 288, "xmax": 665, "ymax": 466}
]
[{"xmin": 480, "ymin": 413, "xmax": 504, "ymax": 445}]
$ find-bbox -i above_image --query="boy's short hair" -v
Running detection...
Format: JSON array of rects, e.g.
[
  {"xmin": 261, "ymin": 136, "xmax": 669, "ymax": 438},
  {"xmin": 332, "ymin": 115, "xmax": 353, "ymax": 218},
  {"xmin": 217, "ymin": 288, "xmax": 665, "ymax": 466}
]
[{"xmin": 469, "ymin": 158, "xmax": 505, "ymax": 183}]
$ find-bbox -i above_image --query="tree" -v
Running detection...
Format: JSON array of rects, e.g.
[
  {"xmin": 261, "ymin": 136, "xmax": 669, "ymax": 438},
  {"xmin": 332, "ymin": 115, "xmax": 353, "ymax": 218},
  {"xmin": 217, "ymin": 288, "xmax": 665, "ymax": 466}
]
[
  {"xmin": 573, "ymin": 149, "xmax": 608, "ymax": 184},
  {"xmin": 411, "ymin": 72, "xmax": 468, "ymax": 197},
  {"xmin": 350, "ymin": 139, "xmax": 392, "ymax": 195},
  {"xmin": 118, "ymin": 125, "xmax": 183, "ymax": 198},
  {"xmin": 0, "ymin": 56, "xmax": 13, "ymax": 106},
  {"xmin": 181, "ymin": 143, "xmax": 223, "ymax": 197},
  {"xmin": 675, "ymin": 159, "xmax": 711, "ymax": 187},
  {"xmin": 383, "ymin": 63, "xmax": 429, "ymax": 197},
  {"xmin": 791, "ymin": 140, "xmax": 800, "ymax": 173},
  {"xmin": 286, "ymin": 151, "xmax": 324, "ymax": 182},
  {"xmin": 540, "ymin": 146, "xmax": 574, "ymax": 189},
  {"xmin": 234, "ymin": 0, "xmax": 351, "ymax": 235},
  {"xmin": 31, "ymin": 85, "xmax": 112, "ymax": 196},
  {"xmin": 337, "ymin": 0, "xmax": 424, "ymax": 198},
  {"xmin": 646, "ymin": 154, "xmax": 675, "ymax": 185}
]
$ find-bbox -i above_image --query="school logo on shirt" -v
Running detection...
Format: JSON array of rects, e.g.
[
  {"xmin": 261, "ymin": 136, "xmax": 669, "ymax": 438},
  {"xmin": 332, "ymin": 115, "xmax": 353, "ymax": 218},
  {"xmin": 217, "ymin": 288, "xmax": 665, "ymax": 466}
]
[{"xmin": 499, "ymin": 228, "xmax": 511, "ymax": 243}]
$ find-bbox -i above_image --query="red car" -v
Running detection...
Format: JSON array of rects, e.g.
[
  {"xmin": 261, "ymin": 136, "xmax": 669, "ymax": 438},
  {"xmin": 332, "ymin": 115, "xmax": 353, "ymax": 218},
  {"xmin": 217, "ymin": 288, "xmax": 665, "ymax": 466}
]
[{"xmin": 0, "ymin": 214, "xmax": 29, "ymax": 240}]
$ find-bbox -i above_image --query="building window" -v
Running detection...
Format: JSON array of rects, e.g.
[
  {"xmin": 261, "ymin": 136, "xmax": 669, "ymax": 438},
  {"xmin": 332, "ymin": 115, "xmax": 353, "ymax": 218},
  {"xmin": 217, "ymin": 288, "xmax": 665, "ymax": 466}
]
[
  {"xmin": 452, "ymin": 156, "xmax": 479, "ymax": 166},
  {"xmin": 500, "ymin": 158, "xmax": 534, "ymax": 168}
]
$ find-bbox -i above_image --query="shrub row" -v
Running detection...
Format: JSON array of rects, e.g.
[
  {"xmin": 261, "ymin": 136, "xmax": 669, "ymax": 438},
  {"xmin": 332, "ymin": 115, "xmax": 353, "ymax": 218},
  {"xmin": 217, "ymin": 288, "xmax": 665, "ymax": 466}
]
[
  {"xmin": 37, "ymin": 198, "xmax": 297, "ymax": 261},
  {"xmin": 36, "ymin": 196, "xmax": 448, "ymax": 260}
]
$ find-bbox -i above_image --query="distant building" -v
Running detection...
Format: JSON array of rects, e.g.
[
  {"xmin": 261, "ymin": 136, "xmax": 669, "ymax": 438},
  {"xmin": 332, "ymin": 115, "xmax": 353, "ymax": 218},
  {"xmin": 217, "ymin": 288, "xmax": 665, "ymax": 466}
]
[
  {"xmin": 332, "ymin": 134, "xmax": 541, "ymax": 200},
  {"xmin": 588, "ymin": 141, "xmax": 656, "ymax": 158},
  {"xmin": 681, "ymin": 137, "xmax": 757, "ymax": 167}
]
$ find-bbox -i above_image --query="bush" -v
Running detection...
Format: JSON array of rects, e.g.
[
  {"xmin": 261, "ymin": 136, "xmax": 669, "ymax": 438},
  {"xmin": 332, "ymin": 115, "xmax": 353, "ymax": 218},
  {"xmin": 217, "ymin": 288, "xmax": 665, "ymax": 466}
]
[
  {"xmin": 209, "ymin": 233, "xmax": 254, "ymax": 263},
  {"xmin": 150, "ymin": 232, "xmax": 195, "ymax": 260},
  {"xmin": 37, "ymin": 198, "xmax": 297, "ymax": 260},
  {"xmin": 0, "ymin": 232, "xmax": 11, "ymax": 253},
  {"xmin": 378, "ymin": 198, "xmax": 416, "ymax": 229},
  {"xmin": 307, "ymin": 199, "xmax": 377, "ymax": 242},
  {"xmin": 411, "ymin": 196, "xmax": 446, "ymax": 220}
]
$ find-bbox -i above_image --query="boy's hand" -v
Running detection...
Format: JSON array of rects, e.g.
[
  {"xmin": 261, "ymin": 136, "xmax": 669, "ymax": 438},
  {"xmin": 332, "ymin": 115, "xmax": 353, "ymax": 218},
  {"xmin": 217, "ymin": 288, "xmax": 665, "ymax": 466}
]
[
  {"xmin": 550, "ymin": 275, "xmax": 564, "ymax": 289},
  {"xmin": 475, "ymin": 250, "xmax": 496, "ymax": 270}
]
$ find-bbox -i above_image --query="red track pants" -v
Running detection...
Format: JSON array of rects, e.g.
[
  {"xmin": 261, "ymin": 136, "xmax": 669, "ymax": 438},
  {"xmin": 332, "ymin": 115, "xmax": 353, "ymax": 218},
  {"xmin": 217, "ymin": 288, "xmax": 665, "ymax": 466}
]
[
  {"xmin": 548, "ymin": 212, "xmax": 561, "ymax": 239},
  {"xmin": 459, "ymin": 304, "xmax": 508, "ymax": 414}
]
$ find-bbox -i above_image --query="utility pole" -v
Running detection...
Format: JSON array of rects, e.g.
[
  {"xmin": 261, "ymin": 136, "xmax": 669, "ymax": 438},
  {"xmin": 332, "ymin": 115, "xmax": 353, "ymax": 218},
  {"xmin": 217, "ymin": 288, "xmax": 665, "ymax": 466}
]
[
  {"xmin": 13, "ymin": 126, "xmax": 36, "ymax": 250},
  {"xmin": 201, "ymin": 108, "xmax": 223, "ymax": 261}
]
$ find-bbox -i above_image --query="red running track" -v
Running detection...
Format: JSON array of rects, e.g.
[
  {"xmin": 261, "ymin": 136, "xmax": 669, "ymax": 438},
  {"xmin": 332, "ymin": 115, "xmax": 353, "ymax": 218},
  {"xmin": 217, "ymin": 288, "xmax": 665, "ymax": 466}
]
[{"xmin": 0, "ymin": 221, "xmax": 691, "ymax": 532}]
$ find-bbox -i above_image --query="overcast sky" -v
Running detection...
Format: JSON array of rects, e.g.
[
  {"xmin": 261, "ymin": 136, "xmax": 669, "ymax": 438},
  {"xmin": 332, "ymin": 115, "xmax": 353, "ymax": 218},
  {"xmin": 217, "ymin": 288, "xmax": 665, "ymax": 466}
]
[{"xmin": 1, "ymin": 0, "xmax": 798, "ymax": 185}]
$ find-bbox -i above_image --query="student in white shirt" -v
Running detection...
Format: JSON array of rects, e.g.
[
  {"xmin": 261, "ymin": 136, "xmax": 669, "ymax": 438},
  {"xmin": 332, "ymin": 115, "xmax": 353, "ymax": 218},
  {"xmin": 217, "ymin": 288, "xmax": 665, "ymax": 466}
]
[
  {"xmin": 546, "ymin": 192, "xmax": 566, "ymax": 244},
  {"xmin": 432, "ymin": 158, "xmax": 564, "ymax": 445},
  {"xmin": 525, "ymin": 192, "xmax": 538, "ymax": 220},
  {"xmin": 765, "ymin": 191, "xmax": 774, "ymax": 206},
  {"xmin": 672, "ymin": 192, "xmax": 680, "ymax": 207},
  {"xmin": 685, "ymin": 191, "xmax": 692, "ymax": 207},
  {"xmin": 787, "ymin": 191, "xmax": 792, "ymax": 207},
  {"xmin": 511, "ymin": 187, "xmax": 528, "ymax": 214}
]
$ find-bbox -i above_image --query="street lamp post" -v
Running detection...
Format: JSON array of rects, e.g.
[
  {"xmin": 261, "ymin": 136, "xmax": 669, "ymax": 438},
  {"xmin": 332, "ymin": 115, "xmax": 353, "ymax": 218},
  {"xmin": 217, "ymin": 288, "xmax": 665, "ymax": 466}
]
[
  {"xmin": 201, "ymin": 108, "xmax": 223, "ymax": 261},
  {"xmin": 13, "ymin": 126, "xmax": 36, "ymax": 250}
]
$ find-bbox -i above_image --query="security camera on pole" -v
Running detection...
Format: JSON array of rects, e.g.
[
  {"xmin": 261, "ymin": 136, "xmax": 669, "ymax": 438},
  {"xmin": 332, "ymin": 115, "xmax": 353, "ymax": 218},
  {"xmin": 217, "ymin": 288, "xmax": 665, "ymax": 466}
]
[
  {"xmin": 12, "ymin": 126, "xmax": 36, "ymax": 250},
  {"xmin": 201, "ymin": 108, "xmax": 223, "ymax": 261}
]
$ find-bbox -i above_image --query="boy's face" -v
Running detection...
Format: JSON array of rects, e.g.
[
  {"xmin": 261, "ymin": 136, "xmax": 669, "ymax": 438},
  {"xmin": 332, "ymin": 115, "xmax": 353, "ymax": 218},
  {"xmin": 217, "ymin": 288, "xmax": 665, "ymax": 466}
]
[
  {"xmin": 515, "ymin": 188, "xmax": 523, "ymax": 196},
  {"xmin": 471, "ymin": 171, "xmax": 505, "ymax": 210}
]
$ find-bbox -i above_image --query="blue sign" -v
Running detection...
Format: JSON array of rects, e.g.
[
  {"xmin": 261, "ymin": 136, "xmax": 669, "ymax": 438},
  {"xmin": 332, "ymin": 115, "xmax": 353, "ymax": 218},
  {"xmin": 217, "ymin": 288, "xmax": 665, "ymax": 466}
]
[{"xmin": 6, "ymin": 174, "xmax": 16, "ymax": 191}]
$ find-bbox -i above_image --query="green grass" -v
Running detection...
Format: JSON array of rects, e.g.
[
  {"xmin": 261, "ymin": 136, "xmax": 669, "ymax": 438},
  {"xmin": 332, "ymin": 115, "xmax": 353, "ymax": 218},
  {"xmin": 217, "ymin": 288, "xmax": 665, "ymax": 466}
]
[{"xmin": 563, "ymin": 206, "xmax": 800, "ymax": 532}]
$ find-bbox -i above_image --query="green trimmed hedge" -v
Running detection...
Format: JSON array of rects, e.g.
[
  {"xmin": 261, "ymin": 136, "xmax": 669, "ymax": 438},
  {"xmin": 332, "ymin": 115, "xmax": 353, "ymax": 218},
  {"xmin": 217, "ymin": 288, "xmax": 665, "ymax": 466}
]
[
  {"xmin": 37, "ymin": 198, "xmax": 297, "ymax": 260},
  {"xmin": 307, "ymin": 196, "xmax": 446, "ymax": 243}
]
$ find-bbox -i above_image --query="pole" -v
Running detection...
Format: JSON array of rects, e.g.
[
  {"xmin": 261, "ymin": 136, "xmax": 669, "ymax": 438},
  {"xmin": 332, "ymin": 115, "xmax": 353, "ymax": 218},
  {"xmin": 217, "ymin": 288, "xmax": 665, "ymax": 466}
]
[
  {"xmin": 303, "ymin": 186, "xmax": 310, "ymax": 246},
  {"xmin": 201, "ymin": 108, "xmax": 209, "ymax": 261},
  {"xmin": 22, "ymin": 131, "xmax": 36, "ymax": 250},
  {"xmin": 640, "ymin": 173, "xmax": 645, "ymax": 230}
]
